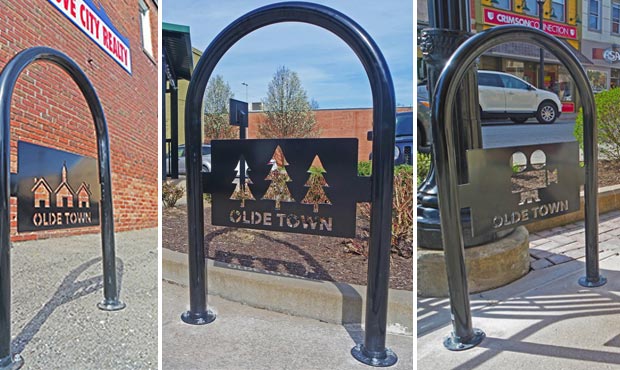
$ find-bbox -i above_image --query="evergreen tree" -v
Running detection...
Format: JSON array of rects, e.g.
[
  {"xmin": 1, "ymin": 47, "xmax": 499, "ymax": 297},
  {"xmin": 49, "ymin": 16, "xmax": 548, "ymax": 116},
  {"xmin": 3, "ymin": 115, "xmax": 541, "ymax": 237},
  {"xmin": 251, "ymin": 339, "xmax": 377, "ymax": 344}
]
[
  {"xmin": 261, "ymin": 146, "xmax": 294, "ymax": 209},
  {"xmin": 229, "ymin": 157, "xmax": 255, "ymax": 208}
]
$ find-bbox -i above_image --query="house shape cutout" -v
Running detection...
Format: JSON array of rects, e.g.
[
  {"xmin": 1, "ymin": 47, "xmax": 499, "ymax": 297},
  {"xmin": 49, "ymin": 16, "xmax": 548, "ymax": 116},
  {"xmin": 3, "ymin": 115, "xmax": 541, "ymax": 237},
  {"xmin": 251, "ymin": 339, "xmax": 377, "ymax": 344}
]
[
  {"xmin": 54, "ymin": 163, "xmax": 75, "ymax": 208},
  {"xmin": 31, "ymin": 177, "xmax": 52, "ymax": 208},
  {"xmin": 76, "ymin": 183, "xmax": 91, "ymax": 208}
]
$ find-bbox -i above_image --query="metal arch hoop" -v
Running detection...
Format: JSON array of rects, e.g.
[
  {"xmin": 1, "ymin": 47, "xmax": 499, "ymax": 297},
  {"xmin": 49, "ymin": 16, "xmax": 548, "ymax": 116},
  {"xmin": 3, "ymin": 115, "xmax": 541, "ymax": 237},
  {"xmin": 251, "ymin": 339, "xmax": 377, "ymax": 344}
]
[
  {"xmin": 431, "ymin": 24, "xmax": 604, "ymax": 351},
  {"xmin": 0, "ymin": 47, "xmax": 124, "ymax": 368},
  {"xmin": 183, "ymin": 2, "xmax": 397, "ymax": 366}
]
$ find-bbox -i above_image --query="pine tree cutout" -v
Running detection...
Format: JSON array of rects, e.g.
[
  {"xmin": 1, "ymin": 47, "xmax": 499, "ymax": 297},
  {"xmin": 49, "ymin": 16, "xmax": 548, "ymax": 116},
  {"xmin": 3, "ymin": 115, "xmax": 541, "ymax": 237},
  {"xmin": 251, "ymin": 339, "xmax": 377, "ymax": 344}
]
[
  {"xmin": 301, "ymin": 155, "xmax": 331, "ymax": 213},
  {"xmin": 261, "ymin": 146, "xmax": 294, "ymax": 210},
  {"xmin": 229, "ymin": 157, "xmax": 255, "ymax": 208}
]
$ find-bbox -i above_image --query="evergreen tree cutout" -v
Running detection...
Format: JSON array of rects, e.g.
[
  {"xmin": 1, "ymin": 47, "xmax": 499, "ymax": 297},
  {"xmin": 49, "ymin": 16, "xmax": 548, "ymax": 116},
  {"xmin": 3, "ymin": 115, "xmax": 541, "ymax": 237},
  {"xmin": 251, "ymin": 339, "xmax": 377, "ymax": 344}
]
[
  {"xmin": 229, "ymin": 157, "xmax": 255, "ymax": 208},
  {"xmin": 261, "ymin": 146, "xmax": 294, "ymax": 210},
  {"xmin": 301, "ymin": 156, "xmax": 331, "ymax": 213}
]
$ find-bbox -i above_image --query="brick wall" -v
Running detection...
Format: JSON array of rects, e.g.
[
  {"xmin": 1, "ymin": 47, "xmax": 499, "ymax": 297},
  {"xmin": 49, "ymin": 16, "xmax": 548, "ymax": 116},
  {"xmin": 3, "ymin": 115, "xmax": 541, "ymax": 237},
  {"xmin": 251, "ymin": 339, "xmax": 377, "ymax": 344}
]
[
  {"xmin": 248, "ymin": 107, "xmax": 413, "ymax": 161},
  {"xmin": 0, "ymin": 0, "xmax": 158, "ymax": 241}
]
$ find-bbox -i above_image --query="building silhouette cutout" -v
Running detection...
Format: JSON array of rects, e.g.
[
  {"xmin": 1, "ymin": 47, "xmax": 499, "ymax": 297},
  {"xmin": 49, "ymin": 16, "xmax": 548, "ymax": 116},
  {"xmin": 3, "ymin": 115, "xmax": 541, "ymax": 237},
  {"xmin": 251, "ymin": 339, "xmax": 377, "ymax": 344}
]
[{"xmin": 31, "ymin": 162, "xmax": 91, "ymax": 209}]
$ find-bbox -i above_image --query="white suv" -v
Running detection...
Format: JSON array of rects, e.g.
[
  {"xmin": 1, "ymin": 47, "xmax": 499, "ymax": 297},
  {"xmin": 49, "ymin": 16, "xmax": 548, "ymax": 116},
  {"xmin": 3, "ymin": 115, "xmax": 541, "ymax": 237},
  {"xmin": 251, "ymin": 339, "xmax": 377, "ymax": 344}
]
[{"xmin": 478, "ymin": 70, "xmax": 562, "ymax": 124}]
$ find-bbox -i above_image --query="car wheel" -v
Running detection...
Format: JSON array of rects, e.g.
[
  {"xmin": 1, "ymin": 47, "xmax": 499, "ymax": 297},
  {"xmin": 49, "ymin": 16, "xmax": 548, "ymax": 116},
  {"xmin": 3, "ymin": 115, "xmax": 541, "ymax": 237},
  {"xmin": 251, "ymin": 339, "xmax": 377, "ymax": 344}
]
[
  {"xmin": 202, "ymin": 164, "xmax": 209, "ymax": 172},
  {"xmin": 536, "ymin": 101, "xmax": 558, "ymax": 124},
  {"xmin": 510, "ymin": 117, "xmax": 528, "ymax": 124}
]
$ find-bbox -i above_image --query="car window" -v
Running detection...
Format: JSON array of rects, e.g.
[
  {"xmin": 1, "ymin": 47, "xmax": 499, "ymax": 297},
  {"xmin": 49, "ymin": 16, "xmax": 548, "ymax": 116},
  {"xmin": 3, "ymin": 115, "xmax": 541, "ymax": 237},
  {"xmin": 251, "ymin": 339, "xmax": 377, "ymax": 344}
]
[
  {"xmin": 178, "ymin": 147, "xmax": 185, "ymax": 157},
  {"xmin": 478, "ymin": 73, "xmax": 503, "ymax": 87},
  {"xmin": 499, "ymin": 75, "xmax": 529, "ymax": 90},
  {"xmin": 395, "ymin": 113, "xmax": 413, "ymax": 136},
  {"xmin": 202, "ymin": 146, "xmax": 211, "ymax": 156}
]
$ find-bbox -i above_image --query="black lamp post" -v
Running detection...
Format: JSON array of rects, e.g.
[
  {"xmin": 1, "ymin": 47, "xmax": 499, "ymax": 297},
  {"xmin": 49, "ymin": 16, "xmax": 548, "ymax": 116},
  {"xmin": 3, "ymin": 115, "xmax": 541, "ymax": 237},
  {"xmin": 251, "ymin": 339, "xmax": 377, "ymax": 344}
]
[{"xmin": 537, "ymin": 0, "xmax": 545, "ymax": 89}]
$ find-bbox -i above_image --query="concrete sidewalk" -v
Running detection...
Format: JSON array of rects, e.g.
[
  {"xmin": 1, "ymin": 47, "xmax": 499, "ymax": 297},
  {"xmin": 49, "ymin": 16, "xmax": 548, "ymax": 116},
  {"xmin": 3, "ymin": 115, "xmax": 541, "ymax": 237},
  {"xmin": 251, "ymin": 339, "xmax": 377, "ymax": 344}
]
[
  {"xmin": 418, "ymin": 211, "xmax": 620, "ymax": 370},
  {"xmin": 163, "ymin": 281, "xmax": 413, "ymax": 369},
  {"xmin": 10, "ymin": 228, "xmax": 158, "ymax": 369}
]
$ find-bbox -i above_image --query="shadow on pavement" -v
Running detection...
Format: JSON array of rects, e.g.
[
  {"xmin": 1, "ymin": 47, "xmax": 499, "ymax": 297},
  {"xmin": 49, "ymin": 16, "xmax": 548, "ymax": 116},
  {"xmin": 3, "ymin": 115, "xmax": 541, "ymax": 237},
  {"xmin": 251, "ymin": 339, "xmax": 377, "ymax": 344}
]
[
  {"xmin": 419, "ymin": 263, "xmax": 620, "ymax": 368},
  {"xmin": 11, "ymin": 257, "xmax": 124, "ymax": 354}
]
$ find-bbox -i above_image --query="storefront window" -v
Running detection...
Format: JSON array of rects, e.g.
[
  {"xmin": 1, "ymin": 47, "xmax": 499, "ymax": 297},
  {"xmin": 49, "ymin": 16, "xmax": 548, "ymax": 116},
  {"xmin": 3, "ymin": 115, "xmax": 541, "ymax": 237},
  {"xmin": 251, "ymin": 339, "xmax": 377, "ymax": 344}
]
[
  {"xmin": 611, "ymin": 69, "xmax": 620, "ymax": 89},
  {"xmin": 493, "ymin": 0, "xmax": 511, "ymax": 11},
  {"xmin": 480, "ymin": 56, "xmax": 501, "ymax": 71},
  {"xmin": 589, "ymin": 0, "xmax": 601, "ymax": 31},
  {"xmin": 503, "ymin": 60, "xmax": 525, "ymax": 80},
  {"xmin": 551, "ymin": 0, "xmax": 565, "ymax": 22},
  {"xmin": 557, "ymin": 66, "xmax": 573, "ymax": 102},
  {"xmin": 587, "ymin": 69, "xmax": 609, "ymax": 93},
  {"xmin": 523, "ymin": 0, "xmax": 539, "ymax": 16},
  {"xmin": 613, "ymin": 1, "xmax": 620, "ymax": 34},
  {"xmin": 544, "ymin": 64, "xmax": 560, "ymax": 92}
]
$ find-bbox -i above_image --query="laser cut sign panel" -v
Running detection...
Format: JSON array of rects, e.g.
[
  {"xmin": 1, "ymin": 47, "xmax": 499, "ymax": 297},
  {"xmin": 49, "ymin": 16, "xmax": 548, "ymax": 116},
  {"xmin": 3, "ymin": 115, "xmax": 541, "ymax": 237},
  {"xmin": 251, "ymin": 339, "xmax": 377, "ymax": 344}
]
[
  {"xmin": 459, "ymin": 142, "xmax": 583, "ymax": 237},
  {"xmin": 207, "ymin": 138, "xmax": 365, "ymax": 237},
  {"xmin": 15, "ymin": 142, "xmax": 101, "ymax": 232}
]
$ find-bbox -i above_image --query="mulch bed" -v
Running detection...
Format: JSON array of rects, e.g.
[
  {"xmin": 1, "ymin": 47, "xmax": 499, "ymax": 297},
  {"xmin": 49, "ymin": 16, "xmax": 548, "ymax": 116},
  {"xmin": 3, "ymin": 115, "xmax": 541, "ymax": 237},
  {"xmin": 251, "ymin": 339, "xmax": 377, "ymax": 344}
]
[
  {"xmin": 162, "ymin": 160, "xmax": 619, "ymax": 293},
  {"xmin": 163, "ymin": 204, "xmax": 413, "ymax": 291}
]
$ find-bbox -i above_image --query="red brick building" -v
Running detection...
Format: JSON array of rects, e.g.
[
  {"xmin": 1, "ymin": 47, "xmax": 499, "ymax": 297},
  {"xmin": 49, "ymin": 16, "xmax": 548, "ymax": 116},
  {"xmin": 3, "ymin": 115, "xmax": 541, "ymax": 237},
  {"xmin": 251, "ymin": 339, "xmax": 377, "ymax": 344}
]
[
  {"xmin": 0, "ymin": 0, "xmax": 158, "ymax": 241},
  {"xmin": 248, "ymin": 107, "xmax": 413, "ymax": 161}
]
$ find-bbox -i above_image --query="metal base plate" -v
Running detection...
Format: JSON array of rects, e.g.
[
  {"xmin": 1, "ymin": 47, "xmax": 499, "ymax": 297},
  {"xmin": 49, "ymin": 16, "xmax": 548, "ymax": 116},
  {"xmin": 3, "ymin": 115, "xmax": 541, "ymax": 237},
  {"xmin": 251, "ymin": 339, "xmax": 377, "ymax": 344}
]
[
  {"xmin": 350, "ymin": 344, "xmax": 398, "ymax": 367},
  {"xmin": 443, "ymin": 328, "xmax": 485, "ymax": 351},
  {"xmin": 578, "ymin": 275, "xmax": 607, "ymax": 288},
  {"xmin": 97, "ymin": 299, "xmax": 126, "ymax": 311},
  {"xmin": 181, "ymin": 310, "xmax": 216, "ymax": 325},
  {"xmin": 0, "ymin": 354, "xmax": 23, "ymax": 370}
]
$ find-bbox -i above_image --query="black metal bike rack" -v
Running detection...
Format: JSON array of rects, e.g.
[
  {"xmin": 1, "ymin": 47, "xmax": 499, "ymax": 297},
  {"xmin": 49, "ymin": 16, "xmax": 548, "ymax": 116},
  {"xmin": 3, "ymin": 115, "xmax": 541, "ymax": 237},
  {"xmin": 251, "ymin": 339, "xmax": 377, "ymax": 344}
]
[
  {"xmin": 431, "ymin": 25, "xmax": 602, "ymax": 350},
  {"xmin": 182, "ymin": 2, "xmax": 398, "ymax": 366},
  {"xmin": 0, "ymin": 47, "xmax": 124, "ymax": 369}
]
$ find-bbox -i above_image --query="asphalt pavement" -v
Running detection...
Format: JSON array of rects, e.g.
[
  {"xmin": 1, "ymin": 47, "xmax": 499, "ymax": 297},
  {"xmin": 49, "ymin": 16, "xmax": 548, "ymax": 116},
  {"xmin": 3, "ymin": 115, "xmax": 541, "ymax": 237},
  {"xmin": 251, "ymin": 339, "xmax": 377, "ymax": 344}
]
[
  {"xmin": 482, "ymin": 113, "xmax": 577, "ymax": 148},
  {"xmin": 9, "ymin": 228, "xmax": 157, "ymax": 369}
]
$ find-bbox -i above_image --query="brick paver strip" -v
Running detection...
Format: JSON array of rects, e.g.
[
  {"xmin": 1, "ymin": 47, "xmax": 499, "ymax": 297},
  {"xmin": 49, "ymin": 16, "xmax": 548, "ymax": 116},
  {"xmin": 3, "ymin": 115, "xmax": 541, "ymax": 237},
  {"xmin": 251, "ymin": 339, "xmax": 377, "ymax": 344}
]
[
  {"xmin": 526, "ymin": 210, "xmax": 620, "ymax": 270},
  {"xmin": 530, "ymin": 258, "xmax": 554, "ymax": 270},
  {"xmin": 546, "ymin": 254, "xmax": 574, "ymax": 265},
  {"xmin": 530, "ymin": 248, "xmax": 554, "ymax": 260},
  {"xmin": 562, "ymin": 248, "xmax": 586, "ymax": 260}
]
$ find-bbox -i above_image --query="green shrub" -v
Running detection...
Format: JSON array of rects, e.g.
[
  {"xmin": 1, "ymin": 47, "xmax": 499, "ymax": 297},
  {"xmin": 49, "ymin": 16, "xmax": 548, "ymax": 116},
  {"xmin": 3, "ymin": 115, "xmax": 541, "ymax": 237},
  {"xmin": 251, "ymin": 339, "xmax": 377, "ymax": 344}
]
[
  {"xmin": 417, "ymin": 153, "xmax": 431, "ymax": 185},
  {"xmin": 575, "ymin": 88, "xmax": 620, "ymax": 160},
  {"xmin": 163, "ymin": 181, "xmax": 184, "ymax": 208},
  {"xmin": 358, "ymin": 160, "xmax": 372, "ymax": 176}
]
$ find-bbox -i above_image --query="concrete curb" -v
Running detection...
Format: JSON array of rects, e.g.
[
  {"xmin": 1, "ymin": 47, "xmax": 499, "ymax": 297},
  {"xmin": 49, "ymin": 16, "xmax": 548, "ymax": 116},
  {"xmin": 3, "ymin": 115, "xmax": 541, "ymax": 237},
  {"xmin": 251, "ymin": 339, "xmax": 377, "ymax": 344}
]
[
  {"xmin": 162, "ymin": 248, "xmax": 413, "ymax": 335},
  {"xmin": 526, "ymin": 184, "xmax": 620, "ymax": 232}
]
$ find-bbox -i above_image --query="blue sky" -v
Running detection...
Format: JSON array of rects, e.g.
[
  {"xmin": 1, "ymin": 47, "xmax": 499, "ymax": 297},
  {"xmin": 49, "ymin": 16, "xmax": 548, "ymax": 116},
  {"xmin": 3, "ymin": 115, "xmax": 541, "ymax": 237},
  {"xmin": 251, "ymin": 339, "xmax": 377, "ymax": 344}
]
[{"xmin": 163, "ymin": 0, "xmax": 413, "ymax": 109}]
